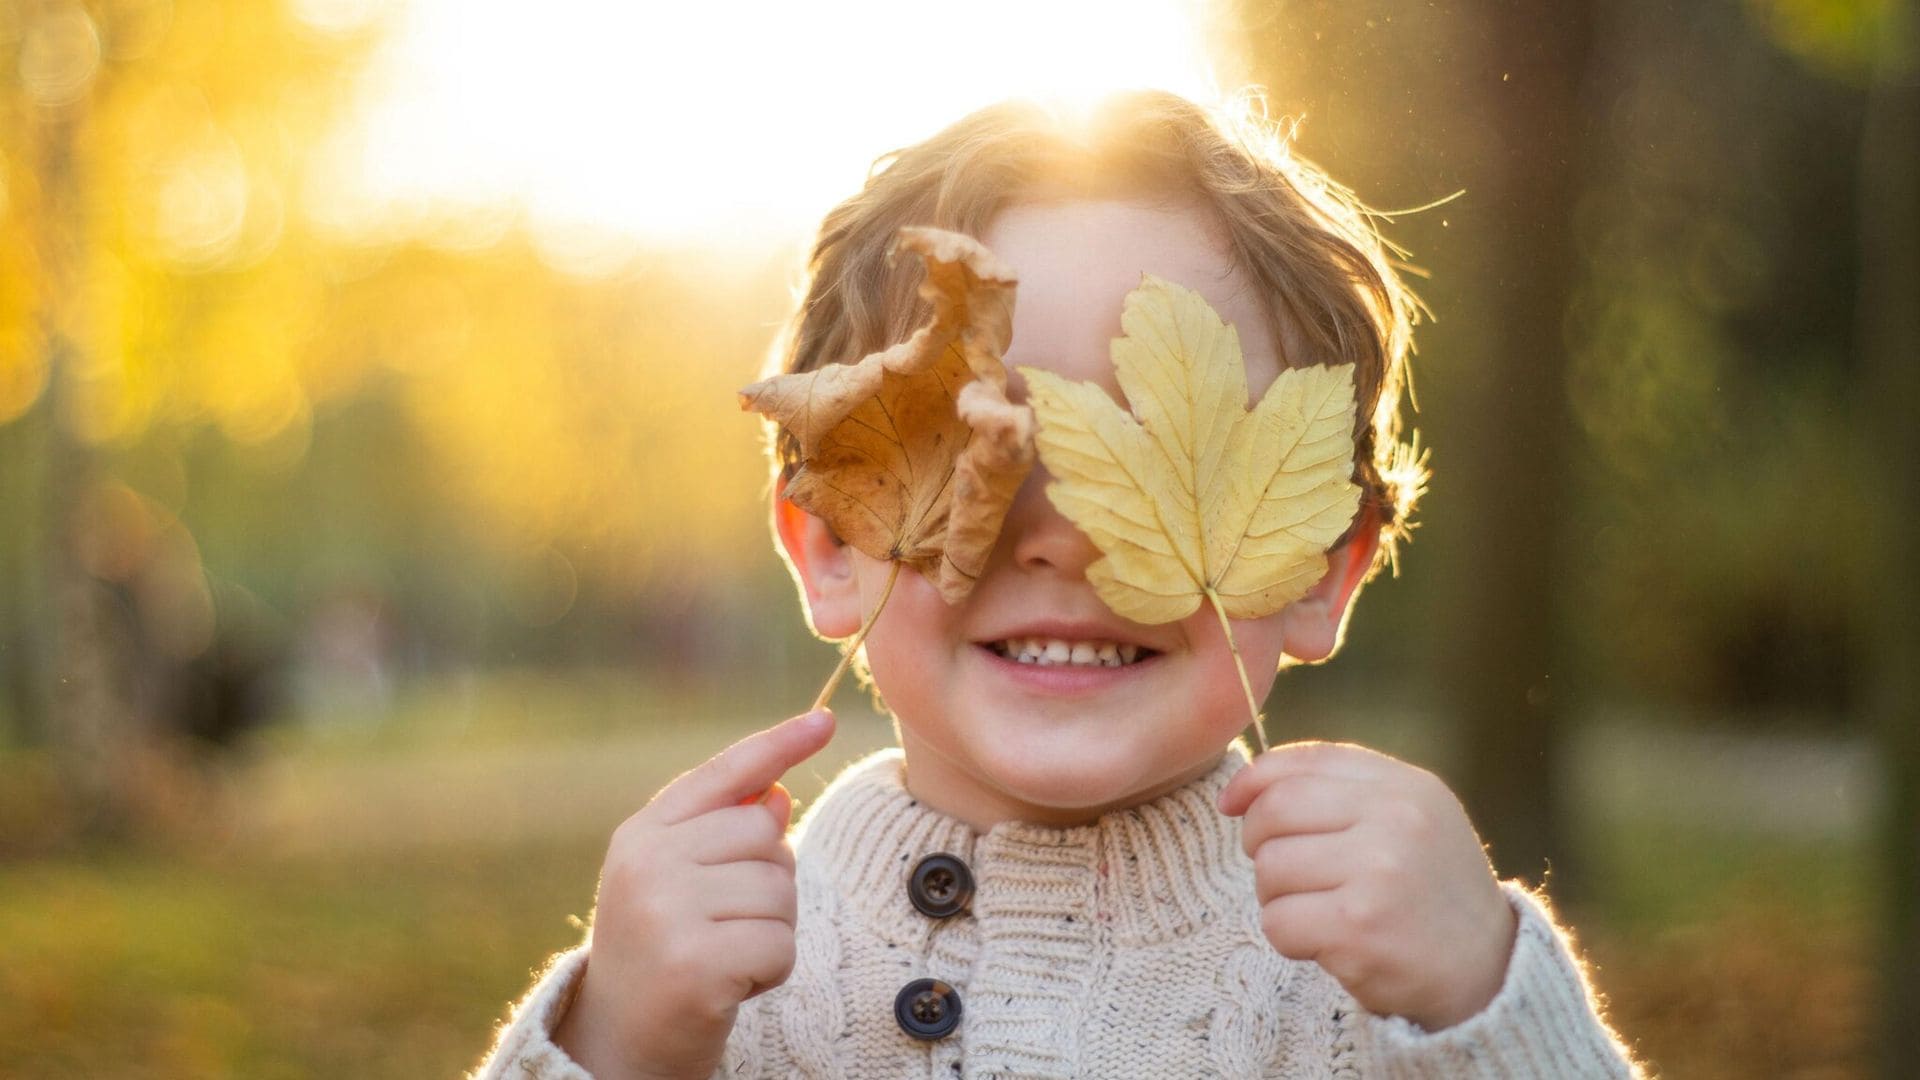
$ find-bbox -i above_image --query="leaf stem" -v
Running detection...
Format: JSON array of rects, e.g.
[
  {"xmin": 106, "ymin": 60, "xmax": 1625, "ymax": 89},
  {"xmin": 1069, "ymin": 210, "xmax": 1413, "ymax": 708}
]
[
  {"xmin": 812, "ymin": 560, "xmax": 903, "ymax": 713},
  {"xmin": 1205, "ymin": 588, "xmax": 1268, "ymax": 755}
]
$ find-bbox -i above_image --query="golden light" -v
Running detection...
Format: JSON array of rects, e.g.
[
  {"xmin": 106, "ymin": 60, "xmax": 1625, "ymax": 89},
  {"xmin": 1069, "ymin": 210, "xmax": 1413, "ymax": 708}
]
[{"xmin": 309, "ymin": 0, "xmax": 1234, "ymax": 252}]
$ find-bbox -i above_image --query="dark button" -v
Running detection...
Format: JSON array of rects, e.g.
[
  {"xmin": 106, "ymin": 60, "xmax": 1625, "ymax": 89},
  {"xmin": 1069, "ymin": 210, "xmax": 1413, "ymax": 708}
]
[
  {"xmin": 893, "ymin": 978, "xmax": 962, "ymax": 1041},
  {"xmin": 907, "ymin": 853, "xmax": 974, "ymax": 918}
]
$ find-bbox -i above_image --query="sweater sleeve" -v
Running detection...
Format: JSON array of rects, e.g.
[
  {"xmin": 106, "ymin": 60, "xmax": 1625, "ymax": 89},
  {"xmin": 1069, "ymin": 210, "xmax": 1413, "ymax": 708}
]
[
  {"xmin": 469, "ymin": 946, "xmax": 595, "ymax": 1080},
  {"xmin": 1353, "ymin": 881, "xmax": 1644, "ymax": 1079},
  {"xmin": 469, "ymin": 945, "xmax": 770, "ymax": 1080}
]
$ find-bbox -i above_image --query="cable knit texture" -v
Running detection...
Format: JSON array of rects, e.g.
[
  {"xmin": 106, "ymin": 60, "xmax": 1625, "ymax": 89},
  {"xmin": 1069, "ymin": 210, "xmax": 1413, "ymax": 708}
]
[{"xmin": 473, "ymin": 748, "xmax": 1641, "ymax": 1079}]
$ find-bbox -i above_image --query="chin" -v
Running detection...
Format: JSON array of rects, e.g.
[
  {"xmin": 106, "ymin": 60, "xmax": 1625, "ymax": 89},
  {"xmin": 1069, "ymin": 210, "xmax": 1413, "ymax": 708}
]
[{"xmin": 971, "ymin": 738, "xmax": 1205, "ymax": 820}]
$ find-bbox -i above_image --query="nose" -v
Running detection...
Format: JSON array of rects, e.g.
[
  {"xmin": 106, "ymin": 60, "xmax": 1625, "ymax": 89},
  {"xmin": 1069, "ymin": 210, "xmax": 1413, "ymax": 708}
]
[{"xmin": 1001, "ymin": 464, "xmax": 1102, "ymax": 576}]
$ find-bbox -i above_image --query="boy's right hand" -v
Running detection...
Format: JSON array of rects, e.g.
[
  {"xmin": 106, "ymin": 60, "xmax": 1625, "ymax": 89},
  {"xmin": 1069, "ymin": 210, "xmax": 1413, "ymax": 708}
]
[{"xmin": 552, "ymin": 709, "xmax": 835, "ymax": 1080}]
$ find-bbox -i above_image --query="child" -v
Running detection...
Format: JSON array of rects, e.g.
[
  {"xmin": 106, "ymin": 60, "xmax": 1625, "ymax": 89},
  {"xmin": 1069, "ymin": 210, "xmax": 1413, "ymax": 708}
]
[{"xmin": 475, "ymin": 91, "xmax": 1640, "ymax": 1079}]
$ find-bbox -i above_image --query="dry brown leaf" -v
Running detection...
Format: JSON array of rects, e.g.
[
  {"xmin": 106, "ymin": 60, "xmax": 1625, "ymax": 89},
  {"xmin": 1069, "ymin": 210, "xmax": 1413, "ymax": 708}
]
[{"xmin": 741, "ymin": 226, "xmax": 1033, "ymax": 604}]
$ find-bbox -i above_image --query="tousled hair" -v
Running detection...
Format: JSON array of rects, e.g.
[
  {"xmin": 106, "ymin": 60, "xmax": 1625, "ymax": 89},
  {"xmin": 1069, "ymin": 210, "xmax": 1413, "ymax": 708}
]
[{"xmin": 769, "ymin": 89, "xmax": 1430, "ymax": 580}]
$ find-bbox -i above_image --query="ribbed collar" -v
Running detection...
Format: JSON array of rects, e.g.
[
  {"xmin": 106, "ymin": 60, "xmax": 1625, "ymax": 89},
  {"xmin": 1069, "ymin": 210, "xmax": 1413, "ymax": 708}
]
[{"xmin": 793, "ymin": 746, "xmax": 1254, "ymax": 947}]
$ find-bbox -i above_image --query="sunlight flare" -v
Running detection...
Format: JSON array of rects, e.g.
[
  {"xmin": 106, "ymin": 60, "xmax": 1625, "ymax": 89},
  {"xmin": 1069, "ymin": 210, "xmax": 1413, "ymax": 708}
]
[{"xmin": 310, "ymin": 0, "xmax": 1232, "ymax": 251}]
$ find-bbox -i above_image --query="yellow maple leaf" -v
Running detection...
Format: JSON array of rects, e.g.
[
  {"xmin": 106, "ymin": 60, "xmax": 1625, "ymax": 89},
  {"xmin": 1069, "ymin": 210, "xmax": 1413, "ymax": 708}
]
[{"xmin": 1021, "ymin": 274, "xmax": 1361, "ymax": 738}]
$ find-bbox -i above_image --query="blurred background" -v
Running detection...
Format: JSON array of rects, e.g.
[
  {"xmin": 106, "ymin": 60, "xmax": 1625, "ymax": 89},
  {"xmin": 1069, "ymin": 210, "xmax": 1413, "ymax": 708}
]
[{"xmin": 0, "ymin": 0, "xmax": 1913, "ymax": 1076}]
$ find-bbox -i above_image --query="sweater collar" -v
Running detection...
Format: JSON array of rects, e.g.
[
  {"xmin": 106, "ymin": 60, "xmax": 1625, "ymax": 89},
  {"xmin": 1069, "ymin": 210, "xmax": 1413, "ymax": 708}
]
[{"xmin": 793, "ymin": 745, "xmax": 1254, "ymax": 946}]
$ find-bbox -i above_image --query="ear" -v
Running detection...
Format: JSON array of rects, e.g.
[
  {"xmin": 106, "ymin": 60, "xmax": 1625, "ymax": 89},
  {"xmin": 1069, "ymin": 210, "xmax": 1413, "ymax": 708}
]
[
  {"xmin": 772, "ymin": 483, "xmax": 865, "ymax": 639},
  {"xmin": 1278, "ymin": 503, "xmax": 1383, "ymax": 665}
]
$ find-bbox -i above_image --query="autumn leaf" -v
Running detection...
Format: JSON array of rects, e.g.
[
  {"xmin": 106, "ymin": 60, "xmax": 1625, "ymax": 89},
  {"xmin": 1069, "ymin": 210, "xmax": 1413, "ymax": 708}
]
[
  {"xmin": 741, "ymin": 227, "xmax": 1034, "ymax": 708},
  {"xmin": 1021, "ymin": 274, "xmax": 1361, "ymax": 741}
]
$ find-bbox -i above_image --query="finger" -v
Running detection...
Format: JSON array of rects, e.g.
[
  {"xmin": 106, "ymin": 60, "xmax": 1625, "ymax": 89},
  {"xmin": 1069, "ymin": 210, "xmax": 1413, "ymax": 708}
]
[
  {"xmin": 764, "ymin": 782, "xmax": 794, "ymax": 832},
  {"xmin": 681, "ymin": 804, "xmax": 797, "ymax": 869},
  {"xmin": 714, "ymin": 919, "xmax": 797, "ymax": 999},
  {"xmin": 697, "ymin": 861, "xmax": 799, "ymax": 924},
  {"xmin": 1251, "ymin": 832, "xmax": 1356, "ymax": 900},
  {"xmin": 1259, "ymin": 888, "xmax": 1344, "ymax": 963},
  {"xmin": 652, "ymin": 710, "xmax": 835, "ymax": 825},
  {"xmin": 1236, "ymin": 773, "xmax": 1371, "ymax": 852},
  {"xmin": 1219, "ymin": 741, "xmax": 1395, "ymax": 815}
]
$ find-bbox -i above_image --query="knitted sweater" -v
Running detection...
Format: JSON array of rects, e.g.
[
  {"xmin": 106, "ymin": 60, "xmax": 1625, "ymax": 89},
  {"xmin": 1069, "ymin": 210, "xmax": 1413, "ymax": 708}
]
[{"xmin": 475, "ymin": 748, "xmax": 1639, "ymax": 1079}]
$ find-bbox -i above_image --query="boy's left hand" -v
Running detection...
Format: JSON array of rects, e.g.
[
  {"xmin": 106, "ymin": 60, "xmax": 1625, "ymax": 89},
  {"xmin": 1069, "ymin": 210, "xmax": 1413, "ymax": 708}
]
[{"xmin": 1216, "ymin": 741, "xmax": 1518, "ymax": 1032}]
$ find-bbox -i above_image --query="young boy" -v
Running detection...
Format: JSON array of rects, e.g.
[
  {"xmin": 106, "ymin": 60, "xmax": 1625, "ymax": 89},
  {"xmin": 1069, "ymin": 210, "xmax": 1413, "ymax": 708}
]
[{"xmin": 475, "ymin": 91, "xmax": 1640, "ymax": 1078}]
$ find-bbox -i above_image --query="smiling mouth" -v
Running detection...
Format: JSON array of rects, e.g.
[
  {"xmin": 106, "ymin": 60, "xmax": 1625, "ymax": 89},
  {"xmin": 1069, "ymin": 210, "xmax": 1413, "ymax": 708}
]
[{"xmin": 983, "ymin": 637, "xmax": 1158, "ymax": 668}]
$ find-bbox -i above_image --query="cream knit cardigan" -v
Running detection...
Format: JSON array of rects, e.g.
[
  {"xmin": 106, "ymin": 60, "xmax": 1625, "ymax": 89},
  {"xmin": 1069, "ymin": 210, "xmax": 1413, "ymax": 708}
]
[{"xmin": 476, "ymin": 748, "xmax": 1640, "ymax": 1079}]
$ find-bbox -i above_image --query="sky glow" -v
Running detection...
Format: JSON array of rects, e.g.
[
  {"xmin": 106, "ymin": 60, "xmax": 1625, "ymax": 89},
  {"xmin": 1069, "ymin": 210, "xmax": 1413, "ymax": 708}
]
[{"xmin": 310, "ymin": 0, "xmax": 1231, "ymax": 255}]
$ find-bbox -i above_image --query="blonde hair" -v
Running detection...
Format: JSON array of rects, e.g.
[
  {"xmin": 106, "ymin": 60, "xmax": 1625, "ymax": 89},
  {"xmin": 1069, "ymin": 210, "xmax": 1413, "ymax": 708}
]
[{"xmin": 771, "ymin": 89, "xmax": 1430, "ymax": 578}]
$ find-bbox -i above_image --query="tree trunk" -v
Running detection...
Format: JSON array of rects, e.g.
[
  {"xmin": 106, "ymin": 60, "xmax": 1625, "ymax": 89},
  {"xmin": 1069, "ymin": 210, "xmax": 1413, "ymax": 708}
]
[
  {"xmin": 28, "ymin": 21, "xmax": 142, "ymax": 840},
  {"xmin": 1855, "ymin": 7, "xmax": 1919, "ymax": 1075},
  {"xmin": 1442, "ymin": 1, "xmax": 1595, "ymax": 890},
  {"xmin": 0, "ymin": 403, "xmax": 48, "ymax": 750}
]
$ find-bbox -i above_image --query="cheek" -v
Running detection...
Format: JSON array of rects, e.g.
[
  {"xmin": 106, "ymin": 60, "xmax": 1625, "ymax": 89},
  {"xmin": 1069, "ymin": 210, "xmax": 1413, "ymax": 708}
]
[
  {"xmin": 852, "ymin": 563, "xmax": 962, "ymax": 683},
  {"xmin": 1165, "ymin": 609, "xmax": 1286, "ymax": 721},
  {"xmin": 1233, "ymin": 616, "xmax": 1291, "ymax": 674},
  {"xmin": 1184, "ymin": 608, "xmax": 1291, "ymax": 680}
]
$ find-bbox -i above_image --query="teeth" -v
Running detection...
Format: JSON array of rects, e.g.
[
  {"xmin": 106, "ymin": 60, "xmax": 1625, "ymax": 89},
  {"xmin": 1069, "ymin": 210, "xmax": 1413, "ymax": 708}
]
[{"xmin": 991, "ymin": 637, "xmax": 1149, "ymax": 668}]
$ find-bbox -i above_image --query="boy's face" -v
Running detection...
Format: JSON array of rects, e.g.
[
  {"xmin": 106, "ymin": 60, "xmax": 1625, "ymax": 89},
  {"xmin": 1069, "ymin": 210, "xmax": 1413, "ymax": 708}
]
[{"xmin": 783, "ymin": 199, "xmax": 1376, "ymax": 830}]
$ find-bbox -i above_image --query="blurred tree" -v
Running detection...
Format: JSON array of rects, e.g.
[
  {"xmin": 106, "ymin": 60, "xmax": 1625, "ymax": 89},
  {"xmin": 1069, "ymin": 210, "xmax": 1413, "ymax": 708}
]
[
  {"xmin": 1566, "ymin": 0, "xmax": 1868, "ymax": 722},
  {"xmin": 0, "ymin": 0, "xmax": 381, "ymax": 835},
  {"xmin": 1243, "ymin": 0, "xmax": 1893, "ymax": 897},
  {"xmin": 1437, "ymin": 0, "xmax": 1594, "ymax": 888},
  {"xmin": 1853, "ymin": 1, "xmax": 1918, "ymax": 1072},
  {"xmin": 1237, "ymin": 0, "xmax": 1592, "ymax": 885},
  {"xmin": 0, "ymin": 1, "xmax": 796, "ymax": 842}
]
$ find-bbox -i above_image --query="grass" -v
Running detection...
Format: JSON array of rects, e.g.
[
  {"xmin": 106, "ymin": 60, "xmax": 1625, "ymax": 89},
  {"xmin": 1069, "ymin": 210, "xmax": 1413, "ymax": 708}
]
[
  {"xmin": 0, "ymin": 838, "xmax": 605, "ymax": 1078},
  {"xmin": 1579, "ymin": 821, "xmax": 1871, "ymax": 1078},
  {"xmin": 0, "ymin": 670, "xmax": 1880, "ymax": 1078}
]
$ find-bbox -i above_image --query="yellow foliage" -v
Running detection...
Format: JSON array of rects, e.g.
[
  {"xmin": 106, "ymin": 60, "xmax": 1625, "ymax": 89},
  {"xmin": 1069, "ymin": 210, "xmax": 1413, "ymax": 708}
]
[{"xmin": 0, "ymin": 0, "xmax": 791, "ymax": 606}]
